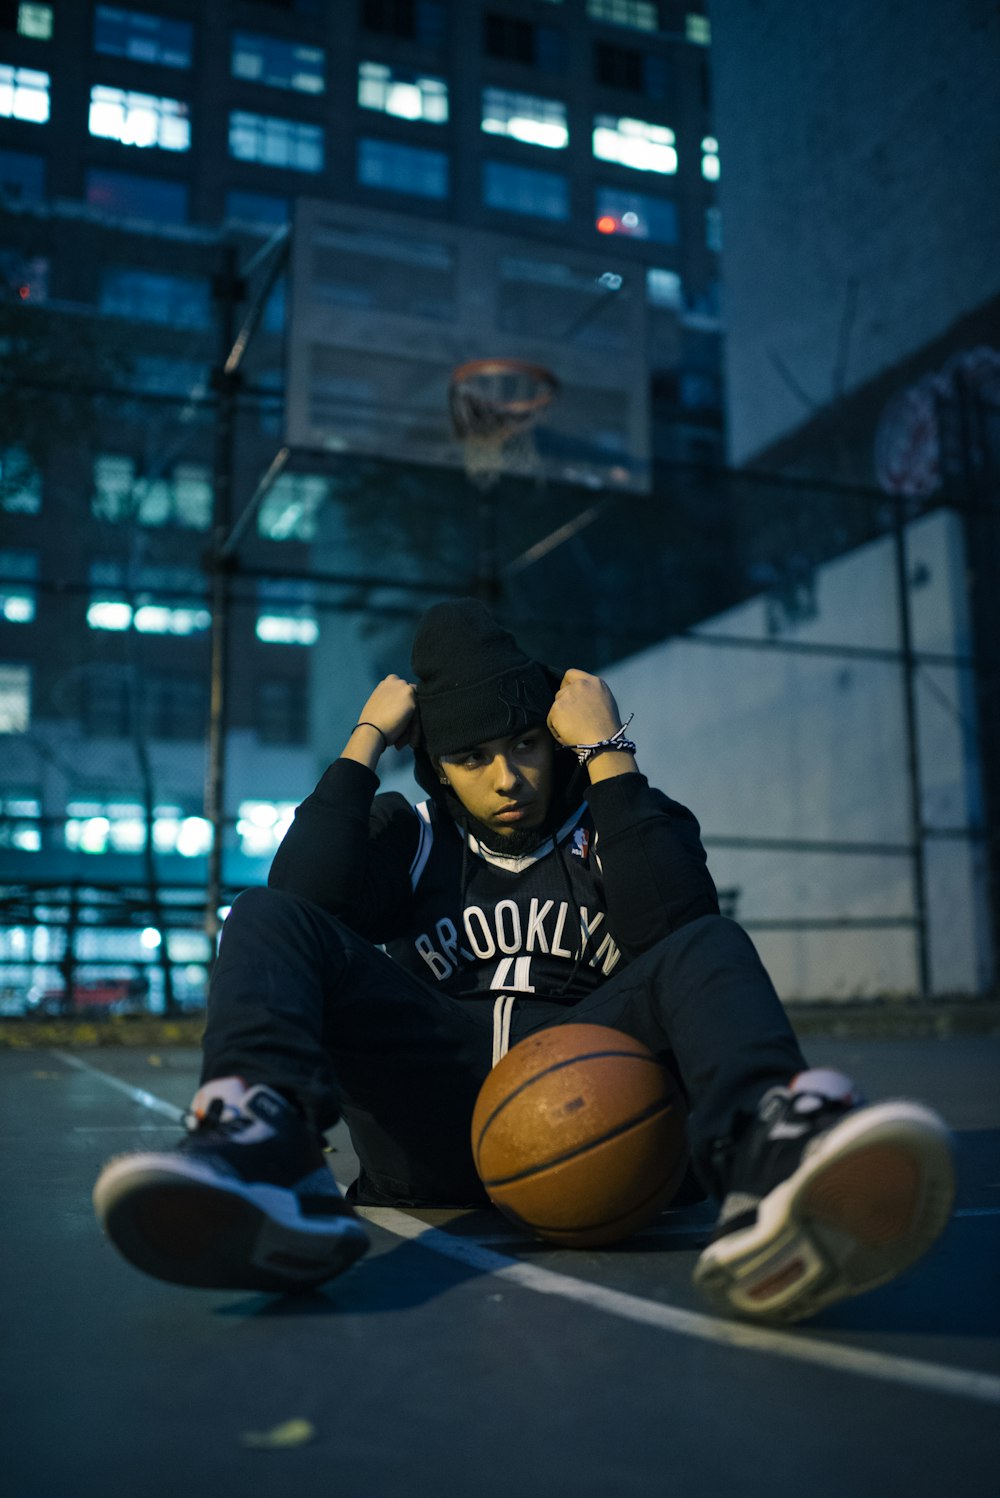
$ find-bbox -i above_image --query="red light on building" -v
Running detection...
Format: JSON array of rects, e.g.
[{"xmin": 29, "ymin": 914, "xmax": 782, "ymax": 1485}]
[
  {"xmin": 18, "ymin": 285, "xmax": 30, "ymax": 300},
  {"xmin": 596, "ymin": 215, "xmax": 617, "ymax": 235}
]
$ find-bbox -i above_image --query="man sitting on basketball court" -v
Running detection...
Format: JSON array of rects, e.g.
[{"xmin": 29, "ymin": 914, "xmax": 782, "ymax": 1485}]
[{"xmin": 93, "ymin": 599, "xmax": 956, "ymax": 1324}]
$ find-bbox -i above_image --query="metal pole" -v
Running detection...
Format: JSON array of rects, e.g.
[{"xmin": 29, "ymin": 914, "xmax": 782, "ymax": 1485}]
[
  {"xmin": 204, "ymin": 244, "xmax": 243, "ymax": 951},
  {"xmin": 891, "ymin": 494, "xmax": 931, "ymax": 997}
]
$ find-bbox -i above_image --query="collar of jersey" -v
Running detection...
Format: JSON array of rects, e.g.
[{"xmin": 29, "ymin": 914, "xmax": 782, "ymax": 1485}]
[{"xmin": 463, "ymin": 801, "xmax": 589, "ymax": 873}]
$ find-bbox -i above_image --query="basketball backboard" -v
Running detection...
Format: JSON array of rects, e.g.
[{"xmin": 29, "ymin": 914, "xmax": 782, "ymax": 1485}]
[{"xmin": 285, "ymin": 198, "xmax": 650, "ymax": 492}]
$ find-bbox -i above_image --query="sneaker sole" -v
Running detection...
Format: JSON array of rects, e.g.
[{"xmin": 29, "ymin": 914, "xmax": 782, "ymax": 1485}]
[
  {"xmin": 94, "ymin": 1155, "xmax": 370, "ymax": 1293},
  {"xmin": 692, "ymin": 1102, "xmax": 956, "ymax": 1324}
]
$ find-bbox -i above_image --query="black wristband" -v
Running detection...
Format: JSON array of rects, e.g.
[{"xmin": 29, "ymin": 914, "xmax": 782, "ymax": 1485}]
[{"xmin": 352, "ymin": 721, "xmax": 387, "ymax": 748}]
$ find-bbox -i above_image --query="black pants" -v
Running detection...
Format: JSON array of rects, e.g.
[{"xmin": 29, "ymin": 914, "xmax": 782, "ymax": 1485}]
[{"xmin": 202, "ymin": 887, "xmax": 807, "ymax": 1204}]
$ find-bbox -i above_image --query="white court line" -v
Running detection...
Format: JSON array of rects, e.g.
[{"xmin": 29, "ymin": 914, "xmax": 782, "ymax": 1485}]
[{"xmin": 57, "ymin": 1049, "xmax": 1000, "ymax": 1409}]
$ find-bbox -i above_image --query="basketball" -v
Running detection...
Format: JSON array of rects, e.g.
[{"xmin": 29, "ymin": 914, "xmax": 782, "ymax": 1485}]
[{"xmin": 471, "ymin": 1022, "xmax": 688, "ymax": 1247}]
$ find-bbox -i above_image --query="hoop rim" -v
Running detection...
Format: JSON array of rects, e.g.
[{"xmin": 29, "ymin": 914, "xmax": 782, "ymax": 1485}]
[{"xmin": 449, "ymin": 357, "xmax": 560, "ymax": 421}]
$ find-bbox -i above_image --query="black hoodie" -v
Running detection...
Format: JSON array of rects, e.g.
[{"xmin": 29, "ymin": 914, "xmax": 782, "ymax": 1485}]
[{"xmin": 268, "ymin": 731, "xmax": 720, "ymax": 1007}]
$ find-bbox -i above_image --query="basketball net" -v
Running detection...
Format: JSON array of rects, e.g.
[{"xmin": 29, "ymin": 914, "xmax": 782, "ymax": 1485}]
[{"xmin": 449, "ymin": 359, "xmax": 559, "ymax": 492}]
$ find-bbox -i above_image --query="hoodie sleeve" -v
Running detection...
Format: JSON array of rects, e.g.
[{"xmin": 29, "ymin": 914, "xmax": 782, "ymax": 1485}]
[
  {"xmin": 585, "ymin": 771, "xmax": 720, "ymax": 953},
  {"xmin": 267, "ymin": 758, "xmax": 420, "ymax": 941}
]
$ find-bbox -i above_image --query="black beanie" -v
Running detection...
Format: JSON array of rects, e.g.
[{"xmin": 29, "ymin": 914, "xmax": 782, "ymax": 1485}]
[{"xmin": 412, "ymin": 599, "xmax": 555, "ymax": 757}]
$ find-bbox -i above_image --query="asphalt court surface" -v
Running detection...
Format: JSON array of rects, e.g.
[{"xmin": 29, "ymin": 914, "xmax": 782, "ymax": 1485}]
[{"xmin": 2, "ymin": 1035, "xmax": 998, "ymax": 1498}]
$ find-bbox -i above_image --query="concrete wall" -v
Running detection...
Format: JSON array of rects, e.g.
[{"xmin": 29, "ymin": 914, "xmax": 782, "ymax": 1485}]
[
  {"xmin": 709, "ymin": 0, "xmax": 1000, "ymax": 464},
  {"xmin": 602, "ymin": 508, "xmax": 993, "ymax": 999}
]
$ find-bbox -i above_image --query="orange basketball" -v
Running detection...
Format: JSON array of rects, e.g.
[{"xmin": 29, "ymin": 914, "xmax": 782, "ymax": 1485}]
[{"xmin": 471, "ymin": 1022, "xmax": 688, "ymax": 1247}]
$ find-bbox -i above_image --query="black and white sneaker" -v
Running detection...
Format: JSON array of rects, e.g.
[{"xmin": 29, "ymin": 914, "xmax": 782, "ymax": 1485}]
[
  {"xmin": 93, "ymin": 1078, "xmax": 370, "ymax": 1293},
  {"xmin": 693, "ymin": 1068, "xmax": 955, "ymax": 1324}
]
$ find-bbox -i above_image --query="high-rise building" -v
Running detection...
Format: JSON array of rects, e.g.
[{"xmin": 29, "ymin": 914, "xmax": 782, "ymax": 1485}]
[{"xmin": 0, "ymin": 0, "xmax": 720, "ymax": 1010}]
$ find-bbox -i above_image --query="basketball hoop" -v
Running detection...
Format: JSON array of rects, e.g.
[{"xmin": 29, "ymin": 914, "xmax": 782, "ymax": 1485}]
[{"xmin": 449, "ymin": 358, "xmax": 559, "ymax": 491}]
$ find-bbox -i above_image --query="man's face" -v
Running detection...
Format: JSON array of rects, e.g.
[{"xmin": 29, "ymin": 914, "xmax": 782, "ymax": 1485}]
[{"xmin": 436, "ymin": 726, "xmax": 556, "ymax": 839}]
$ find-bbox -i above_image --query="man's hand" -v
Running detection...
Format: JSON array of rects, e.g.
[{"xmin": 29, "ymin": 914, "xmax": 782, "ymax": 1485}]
[
  {"xmin": 342, "ymin": 675, "xmax": 418, "ymax": 768},
  {"xmin": 547, "ymin": 669, "xmax": 637, "ymax": 783},
  {"xmin": 547, "ymin": 669, "xmax": 623, "ymax": 749}
]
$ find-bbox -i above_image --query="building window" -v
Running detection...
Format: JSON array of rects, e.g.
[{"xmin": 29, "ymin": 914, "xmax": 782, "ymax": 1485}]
[
  {"xmin": 0, "ymin": 664, "xmax": 30, "ymax": 733},
  {"xmin": 686, "ymin": 13, "xmax": 711, "ymax": 46},
  {"xmin": 17, "ymin": 4, "xmax": 53, "ymax": 40},
  {"xmin": 483, "ymin": 160, "xmax": 568, "ymax": 220},
  {"xmin": 132, "ymin": 356, "xmax": 210, "ymax": 398},
  {"xmin": 255, "ymin": 580, "xmax": 318, "ymax": 646},
  {"xmin": 0, "ymin": 446, "xmax": 41, "ymax": 513},
  {"xmin": 0, "ymin": 550, "xmax": 37, "ymax": 625},
  {"xmin": 85, "ymin": 166, "xmax": 188, "ymax": 223},
  {"xmin": 706, "ymin": 204, "xmax": 721, "ymax": 251},
  {"xmin": 595, "ymin": 186, "xmax": 677, "ymax": 242},
  {"xmin": 361, "ymin": 0, "xmax": 446, "ymax": 46},
  {"xmin": 145, "ymin": 674, "xmax": 209, "ymax": 740},
  {"xmin": 0, "ymin": 146, "xmax": 44, "ymax": 202},
  {"xmin": 646, "ymin": 266, "xmax": 682, "ymax": 309},
  {"xmin": 87, "ymin": 562, "xmax": 210, "ymax": 636},
  {"xmin": 229, "ymin": 110, "xmax": 324, "ymax": 172},
  {"xmin": 483, "ymin": 13, "xmax": 566, "ymax": 70},
  {"xmin": 225, "ymin": 187, "xmax": 289, "ymax": 229},
  {"xmin": 587, "ymin": 0, "xmax": 658, "ymax": 29},
  {"xmin": 701, "ymin": 135, "xmax": 719, "ymax": 180},
  {"xmin": 0, "ymin": 791, "xmax": 41, "ymax": 852},
  {"xmin": 0, "ymin": 65, "xmax": 50, "ymax": 124},
  {"xmin": 99, "ymin": 268, "xmax": 210, "ymax": 328},
  {"xmin": 236, "ymin": 800, "xmax": 297, "ymax": 858},
  {"xmin": 255, "ymin": 678, "xmax": 307, "ymax": 744},
  {"xmin": 232, "ymin": 32, "xmax": 325, "ymax": 94},
  {"xmin": 258, "ymin": 473, "xmax": 329, "ymax": 541},
  {"xmin": 481, "ymin": 87, "xmax": 568, "ymax": 150},
  {"xmin": 358, "ymin": 62, "xmax": 448, "ymax": 123},
  {"xmin": 65, "ymin": 799, "xmax": 212, "ymax": 857},
  {"xmin": 593, "ymin": 41, "xmax": 643, "ymax": 91},
  {"xmin": 593, "ymin": 113, "xmax": 676, "ymax": 173},
  {"xmin": 89, "ymin": 85, "xmax": 191, "ymax": 151},
  {"xmin": 94, "ymin": 7, "xmax": 192, "ymax": 69},
  {"xmin": 357, "ymin": 137, "xmax": 448, "ymax": 198},
  {"xmin": 92, "ymin": 455, "xmax": 212, "ymax": 530}
]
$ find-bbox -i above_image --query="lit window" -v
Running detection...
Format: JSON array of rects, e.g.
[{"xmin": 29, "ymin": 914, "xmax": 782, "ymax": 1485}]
[
  {"xmin": 481, "ymin": 87, "xmax": 567, "ymax": 149},
  {"xmin": 99, "ymin": 268, "xmax": 211, "ymax": 328},
  {"xmin": 237, "ymin": 800, "xmax": 296, "ymax": 858},
  {"xmin": 586, "ymin": 0, "xmax": 658, "ymax": 32},
  {"xmin": 0, "ymin": 664, "xmax": 30, "ymax": 734},
  {"xmin": 0, "ymin": 551, "xmax": 37, "ymax": 624},
  {"xmin": 593, "ymin": 114, "xmax": 676, "ymax": 173},
  {"xmin": 64, "ymin": 801, "xmax": 211, "ymax": 857},
  {"xmin": 0, "ymin": 446, "xmax": 41, "ymax": 514},
  {"xmin": 87, "ymin": 562, "xmax": 210, "ymax": 636},
  {"xmin": 0, "ymin": 66, "xmax": 50, "ymax": 124},
  {"xmin": 18, "ymin": 4, "xmax": 53, "ymax": 40},
  {"xmin": 358, "ymin": 61, "xmax": 448, "ymax": 122},
  {"xmin": 706, "ymin": 204, "xmax": 722, "ymax": 251},
  {"xmin": 92, "ymin": 455, "xmax": 212, "ymax": 530},
  {"xmin": 646, "ymin": 267, "xmax": 682, "ymax": 309},
  {"xmin": 686, "ymin": 13, "xmax": 711, "ymax": 46},
  {"xmin": 595, "ymin": 186, "xmax": 677, "ymax": 242},
  {"xmin": 255, "ymin": 579, "xmax": 318, "ymax": 646},
  {"xmin": 483, "ymin": 160, "xmax": 569, "ymax": 220},
  {"xmin": 0, "ymin": 147, "xmax": 45, "ymax": 202},
  {"xmin": 0, "ymin": 792, "xmax": 41, "ymax": 852},
  {"xmin": 257, "ymin": 474, "xmax": 329, "ymax": 541},
  {"xmin": 357, "ymin": 137, "xmax": 448, "ymax": 198},
  {"xmin": 0, "ymin": 248, "xmax": 47, "ymax": 301},
  {"xmin": 132, "ymin": 357, "xmax": 210, "ymax": 398},
  {"xmin": 85, "ymin": 167, "xmax": 188, "ymax": 223},
  {"xmin": 229, "ymin": 110, "xmax": 324, "ymax": 172},
  {"xmin": 94, "ymin": 7, "xmax": 192, "ymax": 68},
  {"xmin": 701, "ymin": 136, "xmax": 719, "ymax": 180},
  {"xmin": 88, "ymin": 84, "xmax": 190, "ymax": 151},
  {"xmin": 232, "ymin": 32, "xmax": 326, "ymax": 94}
]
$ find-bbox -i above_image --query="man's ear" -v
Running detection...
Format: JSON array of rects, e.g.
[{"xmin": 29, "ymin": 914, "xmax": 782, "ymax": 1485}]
[{"xmin": 432, "ymin": 755, "xmax": 449, "ymax": 787}]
